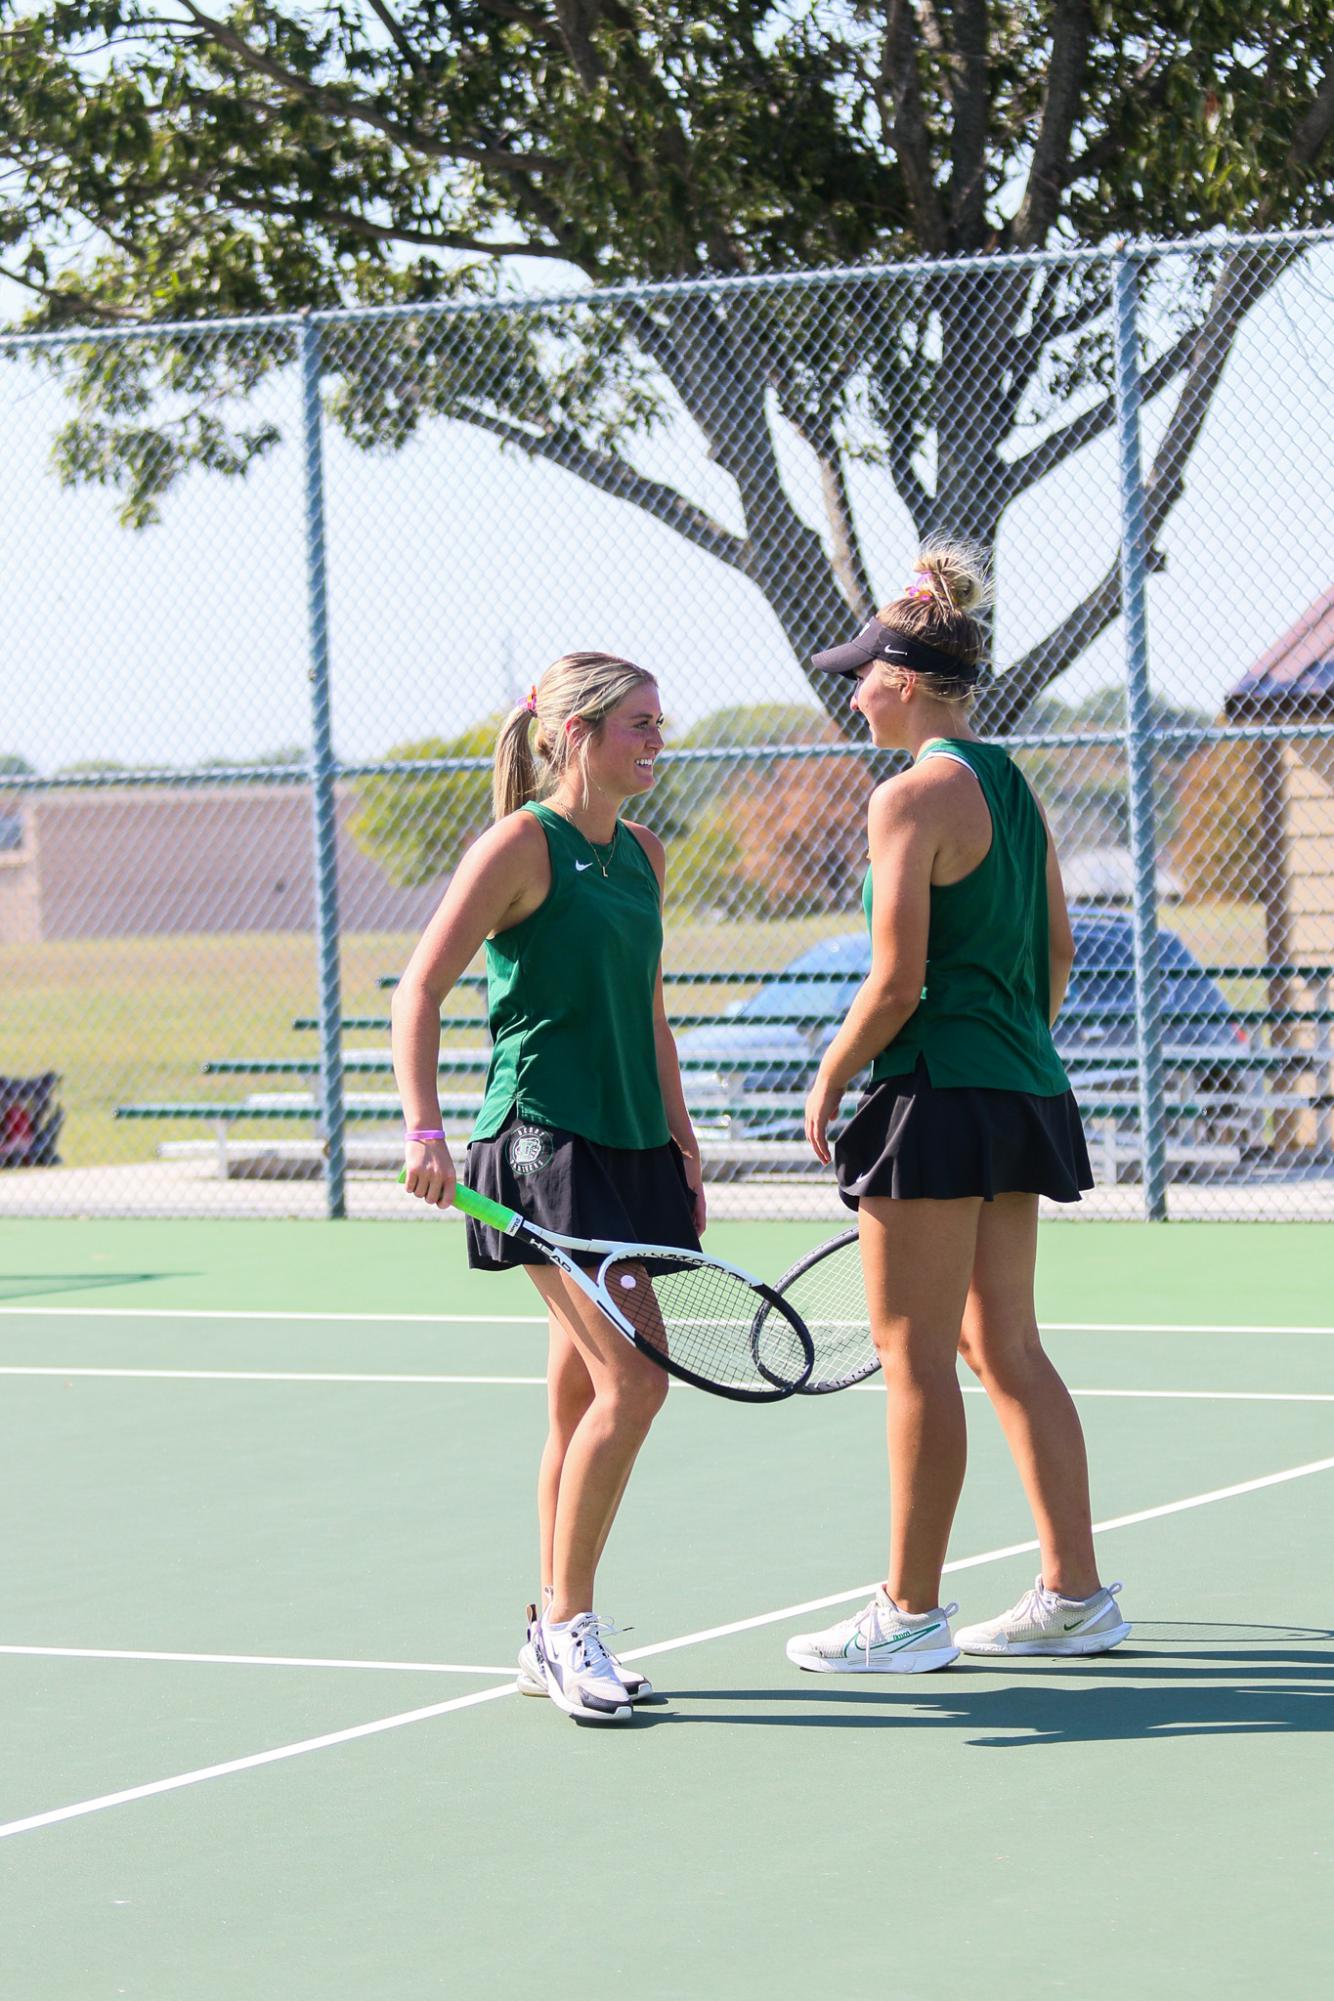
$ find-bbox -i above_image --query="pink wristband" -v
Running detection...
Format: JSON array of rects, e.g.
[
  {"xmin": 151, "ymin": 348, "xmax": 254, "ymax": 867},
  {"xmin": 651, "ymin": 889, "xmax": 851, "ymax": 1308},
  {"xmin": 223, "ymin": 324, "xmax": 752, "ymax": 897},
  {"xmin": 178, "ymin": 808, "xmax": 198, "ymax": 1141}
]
[{"xmin": 405, "ymin": 1128, "xmax": 446, "ymax": 1142}]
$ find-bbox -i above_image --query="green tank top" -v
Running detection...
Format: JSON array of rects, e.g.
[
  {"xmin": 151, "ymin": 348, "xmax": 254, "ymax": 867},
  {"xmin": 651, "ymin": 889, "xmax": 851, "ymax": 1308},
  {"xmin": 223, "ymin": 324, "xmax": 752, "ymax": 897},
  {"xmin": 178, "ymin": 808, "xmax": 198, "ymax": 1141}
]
[
  {"xmin": 864, "ymin": 738, "xmax": 1070, "ymax": 1095},
  {"xmin": 472, "ymin": 802, "xmax": 670, "ymax": 1149}
]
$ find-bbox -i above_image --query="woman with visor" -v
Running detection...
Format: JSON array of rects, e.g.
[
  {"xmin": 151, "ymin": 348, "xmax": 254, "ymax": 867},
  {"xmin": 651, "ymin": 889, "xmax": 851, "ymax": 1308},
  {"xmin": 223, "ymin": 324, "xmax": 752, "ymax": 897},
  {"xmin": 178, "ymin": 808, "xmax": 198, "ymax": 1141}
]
[{"xmin": 783, "ymin": 545, "xmax": 1130, "ymax": 1674}]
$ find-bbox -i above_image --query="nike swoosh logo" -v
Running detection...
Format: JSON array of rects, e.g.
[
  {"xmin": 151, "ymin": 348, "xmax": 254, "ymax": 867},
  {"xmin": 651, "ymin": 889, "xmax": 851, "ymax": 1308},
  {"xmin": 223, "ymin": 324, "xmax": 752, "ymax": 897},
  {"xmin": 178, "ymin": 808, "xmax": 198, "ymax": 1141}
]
[
  {"xmin": 843, "ymin": 1620, "xmax": 944, "ymax": 1658},
  {"xmin": 574, "ymin": 861, "xmax": 593, "ymax": 873},
  {"xmin": 1063, "ymin": 1619, "xmax": 1087, "ymax": 1631}
]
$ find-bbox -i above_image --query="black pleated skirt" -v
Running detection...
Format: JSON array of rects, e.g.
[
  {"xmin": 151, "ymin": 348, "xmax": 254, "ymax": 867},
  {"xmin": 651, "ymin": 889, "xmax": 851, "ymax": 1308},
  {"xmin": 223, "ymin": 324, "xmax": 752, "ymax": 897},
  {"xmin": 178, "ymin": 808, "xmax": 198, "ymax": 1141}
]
[
  {"xmin": 834, "ymin": 1058, "xmax": 1093, "ymax": 1209},
  {"xmin": 464, "ymin": 1106, "xmax": 702, "ymax": 1270}
]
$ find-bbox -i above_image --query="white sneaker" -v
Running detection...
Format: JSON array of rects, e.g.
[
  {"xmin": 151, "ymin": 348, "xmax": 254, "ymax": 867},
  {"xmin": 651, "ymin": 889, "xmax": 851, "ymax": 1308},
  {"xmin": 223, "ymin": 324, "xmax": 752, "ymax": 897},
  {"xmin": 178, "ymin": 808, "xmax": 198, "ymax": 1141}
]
[
  {"xmin": 516, "ymin": 1604, "xmax": 653, "ymax": 1701},
  {"xmin": 954, "ymin": 1578, "xmax": 1130, "ymax": 1657},
  {"xmin": 785, "ymin": 1587, "xmax": 960, "ymax": 1674},
  {"xmin": 540, "ymin": 1610, "xmax": 636, "ymax": 1722}
]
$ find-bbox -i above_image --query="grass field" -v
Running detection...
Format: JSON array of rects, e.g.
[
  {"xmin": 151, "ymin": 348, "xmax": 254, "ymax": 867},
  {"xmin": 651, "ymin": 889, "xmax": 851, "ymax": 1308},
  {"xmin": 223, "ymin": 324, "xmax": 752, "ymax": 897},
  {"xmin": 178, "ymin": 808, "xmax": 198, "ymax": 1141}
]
[{"xmin": 2, "ymin": 905, "xmax": 1266, "ymax": 1170}]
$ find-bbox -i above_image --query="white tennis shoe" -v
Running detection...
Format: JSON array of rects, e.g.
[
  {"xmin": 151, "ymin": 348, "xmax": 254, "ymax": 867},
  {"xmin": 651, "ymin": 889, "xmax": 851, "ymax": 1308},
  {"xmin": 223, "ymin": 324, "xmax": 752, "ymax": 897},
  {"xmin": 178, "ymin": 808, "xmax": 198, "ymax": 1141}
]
[
  {"xmin": 516, "ymin": 1603, "xmax": 654, "ymax": 1701},
  {"xmin": 953, "ymin": 1577, "xmax": 1130, "ymax": 1657},
  {"xmin": 785, "ymin": 1587, "xmax": 960, "ymax": 1674},
  {"xmin": 539, "ymin": 1610, "xmax": 637, "ymax": 1723}
]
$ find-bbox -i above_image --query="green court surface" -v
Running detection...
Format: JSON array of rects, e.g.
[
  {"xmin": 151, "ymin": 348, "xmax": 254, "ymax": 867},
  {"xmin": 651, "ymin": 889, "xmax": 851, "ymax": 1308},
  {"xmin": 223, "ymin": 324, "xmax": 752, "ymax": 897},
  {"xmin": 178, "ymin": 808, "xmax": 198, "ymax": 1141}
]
[{"xmin": 2, "ymin": 1218, "xmax": 1331, "ymax": 2000}]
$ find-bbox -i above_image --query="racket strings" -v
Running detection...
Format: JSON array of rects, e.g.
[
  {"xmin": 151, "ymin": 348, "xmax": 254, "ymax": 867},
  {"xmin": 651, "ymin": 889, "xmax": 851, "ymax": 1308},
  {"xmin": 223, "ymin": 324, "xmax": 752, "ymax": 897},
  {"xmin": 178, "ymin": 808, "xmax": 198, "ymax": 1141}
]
[
  {"xmin": 601, "ymin": 1254, "xmax": 811, "ymax": 1397},
  {"xmin": 764, "ymin": 1234, "xmax": 878, "ymax": 1394}
]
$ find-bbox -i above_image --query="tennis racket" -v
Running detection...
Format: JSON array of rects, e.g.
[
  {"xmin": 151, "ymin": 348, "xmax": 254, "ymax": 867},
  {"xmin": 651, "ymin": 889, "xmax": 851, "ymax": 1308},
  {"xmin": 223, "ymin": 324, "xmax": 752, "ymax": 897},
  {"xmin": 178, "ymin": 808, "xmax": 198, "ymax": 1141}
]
[
  {"xmin": 443, "ymin": 1182, "xmax": 815, "ymax": 1404},
  {"xmin": 752, "ymin": 1229, "xmax": 879, "ymax": 1394}
]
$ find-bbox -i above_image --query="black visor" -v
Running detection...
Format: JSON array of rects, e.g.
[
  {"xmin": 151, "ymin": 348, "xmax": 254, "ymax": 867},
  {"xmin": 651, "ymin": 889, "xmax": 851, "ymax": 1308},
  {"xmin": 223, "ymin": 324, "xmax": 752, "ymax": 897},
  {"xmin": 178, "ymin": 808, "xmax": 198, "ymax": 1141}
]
[{"xmin": 811, "ymin": 619, "xmax": 981, "ymax": 683}]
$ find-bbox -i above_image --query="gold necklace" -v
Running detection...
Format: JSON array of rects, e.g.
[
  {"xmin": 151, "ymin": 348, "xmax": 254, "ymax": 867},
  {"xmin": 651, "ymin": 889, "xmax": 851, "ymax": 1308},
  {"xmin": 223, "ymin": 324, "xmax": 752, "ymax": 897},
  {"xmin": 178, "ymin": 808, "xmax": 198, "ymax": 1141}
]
[{"xmin": 551, "ymin": 803, "xmax": 619, "ymax": 878}]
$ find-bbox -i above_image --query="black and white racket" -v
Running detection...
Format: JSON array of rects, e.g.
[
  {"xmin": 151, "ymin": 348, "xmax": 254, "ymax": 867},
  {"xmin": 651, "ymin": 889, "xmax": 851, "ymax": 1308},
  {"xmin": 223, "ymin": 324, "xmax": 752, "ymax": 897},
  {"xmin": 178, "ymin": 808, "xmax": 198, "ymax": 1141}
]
[
  {"xmin": 447, "ymin": 1183, "xmax": 814, "ymax": 1404},
  {"xmin": 752, "ymin": 1229, "xmax": 879, "ymax": 1394}
]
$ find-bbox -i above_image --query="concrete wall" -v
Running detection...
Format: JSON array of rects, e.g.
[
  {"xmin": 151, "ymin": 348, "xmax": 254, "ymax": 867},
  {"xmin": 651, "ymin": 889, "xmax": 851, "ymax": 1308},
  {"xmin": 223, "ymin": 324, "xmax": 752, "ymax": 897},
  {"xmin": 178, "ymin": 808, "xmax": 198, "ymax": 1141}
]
[{"xmin": 4, "ymin": 786, "xmax": 445, "ymax": 941}]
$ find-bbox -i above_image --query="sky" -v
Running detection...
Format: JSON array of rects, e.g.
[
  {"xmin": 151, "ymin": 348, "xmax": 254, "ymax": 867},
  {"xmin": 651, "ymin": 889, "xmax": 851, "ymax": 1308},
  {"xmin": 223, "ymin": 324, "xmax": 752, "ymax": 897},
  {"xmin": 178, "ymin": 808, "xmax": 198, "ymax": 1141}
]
[{"xmin": 3, "ymin": 242, "xmax": 1332, "ymax": 774}]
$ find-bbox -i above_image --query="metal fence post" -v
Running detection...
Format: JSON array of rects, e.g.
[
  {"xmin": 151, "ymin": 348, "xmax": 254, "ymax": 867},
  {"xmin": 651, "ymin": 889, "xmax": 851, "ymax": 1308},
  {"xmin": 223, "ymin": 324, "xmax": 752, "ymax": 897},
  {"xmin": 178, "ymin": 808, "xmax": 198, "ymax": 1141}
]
[
  {"xmin": 300, "ymin": 315, "xmax": 347, "ymax": 1219},
  {"xmin": 1111, "ymin": 252, "xmax": 1169, "ymax": 1221}
]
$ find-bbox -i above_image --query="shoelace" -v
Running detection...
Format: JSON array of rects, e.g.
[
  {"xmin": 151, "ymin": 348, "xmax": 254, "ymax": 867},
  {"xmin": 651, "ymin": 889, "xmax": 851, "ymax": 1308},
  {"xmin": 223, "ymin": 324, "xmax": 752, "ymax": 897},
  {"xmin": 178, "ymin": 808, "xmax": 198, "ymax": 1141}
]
[
  {"xmin": 849, "ymin": 1597, "xmax": 956, "ymax": 1663},
  {"xmin": 568, "ymin": 1612, "xmax": 620, "ymax": 1678}
]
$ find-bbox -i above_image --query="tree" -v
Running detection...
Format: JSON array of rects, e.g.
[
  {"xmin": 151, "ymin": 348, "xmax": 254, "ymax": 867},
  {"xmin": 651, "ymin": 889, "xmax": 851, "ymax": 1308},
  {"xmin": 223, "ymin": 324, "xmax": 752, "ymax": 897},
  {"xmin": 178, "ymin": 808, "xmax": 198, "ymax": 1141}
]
[
  {"xmin": 0, "ymin": 754, "xmax": 36, "ymax": 775},
  {"xmin": 730, "ymin": 750, "xmax": 869, "ymax": 916},
  {"xmin": 348, "ymin": 720, "xmax": 498, "ymax": 886},
  {"xmin": 647, "ymin": 700, "xmax": 840, "ymax": 834},
  {"xmin": 3, "ymin": 5, "xmax": 1333, "ymax": 731}
]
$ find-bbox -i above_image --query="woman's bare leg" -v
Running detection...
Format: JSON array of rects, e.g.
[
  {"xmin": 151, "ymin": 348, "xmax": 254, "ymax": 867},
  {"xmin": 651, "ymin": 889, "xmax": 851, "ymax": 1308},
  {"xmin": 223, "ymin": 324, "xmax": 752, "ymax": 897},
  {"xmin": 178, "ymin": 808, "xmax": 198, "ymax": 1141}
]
[
  {"xmin": 528, "ymin": 1267, "xmax": 667, "ymax": 1621},
  {"xmin": 530, "ymin": 1273, "xmax": 595, "ymax": 1596},
  {"xmin": 957, "ymin": 1193, "xmax": 1100, "ymax": 1599},
  {"xmin": 859, "ymin": 1195, "xmax": 981, "ymax": 1613}
]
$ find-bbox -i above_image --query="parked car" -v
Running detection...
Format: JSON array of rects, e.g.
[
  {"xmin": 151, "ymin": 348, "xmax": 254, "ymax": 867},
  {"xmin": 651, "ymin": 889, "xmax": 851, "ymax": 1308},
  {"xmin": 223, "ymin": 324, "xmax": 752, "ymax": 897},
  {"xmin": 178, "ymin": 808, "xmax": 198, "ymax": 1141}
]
[{"xmin": 676, "ymin": 911, "xmax": 1257, "ymax": 1167}]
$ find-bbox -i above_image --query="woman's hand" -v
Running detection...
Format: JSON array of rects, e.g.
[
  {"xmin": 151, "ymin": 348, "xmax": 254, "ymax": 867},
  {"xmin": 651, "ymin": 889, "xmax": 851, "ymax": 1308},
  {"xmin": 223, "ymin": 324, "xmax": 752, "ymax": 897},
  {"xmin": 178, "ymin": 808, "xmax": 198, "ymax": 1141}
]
[
  {"xmin": 804, "ymin": 1068, "xmax": 844, "ymax": 1165},
  {"xmin": 686, "ymin": 1166, "xmax": 707, "ymax": 1236},
  {"xmin": 401, "ymin": 1138, "xmax": 457, "ymax": 1209}
]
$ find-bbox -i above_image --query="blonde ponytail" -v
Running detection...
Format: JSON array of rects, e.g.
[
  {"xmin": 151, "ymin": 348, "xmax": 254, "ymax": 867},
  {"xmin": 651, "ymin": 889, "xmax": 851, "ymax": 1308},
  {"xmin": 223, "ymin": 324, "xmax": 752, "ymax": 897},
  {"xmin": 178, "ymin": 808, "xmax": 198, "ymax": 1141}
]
[{"xmin": 492, "ymin": 704, "xmax": 542, "ymax": 820}]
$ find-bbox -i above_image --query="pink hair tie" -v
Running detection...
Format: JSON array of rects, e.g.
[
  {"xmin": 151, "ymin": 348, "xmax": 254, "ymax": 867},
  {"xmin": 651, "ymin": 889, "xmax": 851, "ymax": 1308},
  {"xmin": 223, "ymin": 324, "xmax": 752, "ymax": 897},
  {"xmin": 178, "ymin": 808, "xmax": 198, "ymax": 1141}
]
[
  {"xmin": 523, "ymin": 684, "xmax": 538, "ymax": 714},
  {"xmin": 405, "ymin": 1128, "xmax": 446, "ymax": 1142},
  {"xmin": 903, "ymin": 577, "xmax": 935, "ymax": 600}
]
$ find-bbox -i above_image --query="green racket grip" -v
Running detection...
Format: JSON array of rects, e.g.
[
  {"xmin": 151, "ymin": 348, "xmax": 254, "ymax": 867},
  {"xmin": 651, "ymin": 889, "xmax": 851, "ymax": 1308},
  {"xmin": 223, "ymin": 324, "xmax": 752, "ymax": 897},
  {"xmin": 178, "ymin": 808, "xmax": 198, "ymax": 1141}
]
[
  {"xmin": 395, "ymin": 1170, "xmax": 517, "ymax": 1232},
  {"xmin": 450, "ymin": 1183, "xmax": 518, "ymax": 1231}
]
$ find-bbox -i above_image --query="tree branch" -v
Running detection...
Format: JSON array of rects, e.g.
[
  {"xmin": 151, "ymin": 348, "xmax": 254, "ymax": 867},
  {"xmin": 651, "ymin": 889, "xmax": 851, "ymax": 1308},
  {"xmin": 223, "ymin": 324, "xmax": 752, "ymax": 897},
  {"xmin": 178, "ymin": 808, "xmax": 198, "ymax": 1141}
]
[
  {"xmin": 227, "ymin": 191, "xmax": 566, "ymax": 258},
  {"xmin": 1271, "ymin": 52, "xmax": 1334, "ymax": 195},
  {"xmin": 476, "ymin": 0, "xmax": 566, "ymax": 52},
  {"xmin": 948, "ymin": 0, "xmax": 990, "ymax": 243},
  {"xmin": 878, "ymin": 2, "xmax": 947, "ymax": 252},
  {"xmin": 454, "ymin": 406, "xmax": 746, "ymax": 567},
  {"xmin": 173, "ymin": 3, "xmax": 556, "ymax": 173},
  {"xmin": 1012, "ymin": 1, "xmax": 1093, "ymax": 247},
  {"xmin": 1003, "ymin": 327, "xmax": 1195, "ymax": 500},
  {"xmin": 0, "ymin": 262, "xmax": 139, "ymax": 321},
  {"xmin": 1056, "ymin": 51, "xmax": 1168, "ymax": 195},
  {"xmin": 553, "ymin": 0, "xmax": 606, "ymax": 91},
  {"xmin": 816, "ymin": 439, "xmax": 876, "ymax": 617},
  {"xmin": 983, "ymin": 234, "xmax": 1304, "ymax": 729},
  {"xmin": 364, "ymin": 0, "xmax": 420, "ymax": 71}
]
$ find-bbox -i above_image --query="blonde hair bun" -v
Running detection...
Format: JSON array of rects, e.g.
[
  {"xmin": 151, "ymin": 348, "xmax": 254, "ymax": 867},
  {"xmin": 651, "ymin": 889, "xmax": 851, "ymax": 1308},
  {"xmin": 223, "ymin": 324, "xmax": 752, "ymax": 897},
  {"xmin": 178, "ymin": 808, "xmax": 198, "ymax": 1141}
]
[{"xmin": 912, "ymin": 540, "xmax": 991, "ymax": 617}]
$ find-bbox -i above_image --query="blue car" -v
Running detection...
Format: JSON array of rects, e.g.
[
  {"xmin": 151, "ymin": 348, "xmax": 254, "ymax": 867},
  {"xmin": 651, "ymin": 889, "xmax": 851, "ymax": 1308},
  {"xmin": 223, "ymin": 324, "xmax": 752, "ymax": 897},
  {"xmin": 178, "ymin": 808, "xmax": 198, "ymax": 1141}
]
[{"xmin": 676, "ymin": 910, "xmax": 1256, "ymax": 1165}]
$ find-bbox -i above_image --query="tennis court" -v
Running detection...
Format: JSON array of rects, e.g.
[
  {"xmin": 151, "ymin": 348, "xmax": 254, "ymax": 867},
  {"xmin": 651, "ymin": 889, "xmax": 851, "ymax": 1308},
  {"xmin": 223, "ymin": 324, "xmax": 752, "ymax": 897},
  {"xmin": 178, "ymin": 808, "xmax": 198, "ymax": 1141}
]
[{"xmin": 2, "ymin": 1215, "xmax": 1331, "ymax": 1999}]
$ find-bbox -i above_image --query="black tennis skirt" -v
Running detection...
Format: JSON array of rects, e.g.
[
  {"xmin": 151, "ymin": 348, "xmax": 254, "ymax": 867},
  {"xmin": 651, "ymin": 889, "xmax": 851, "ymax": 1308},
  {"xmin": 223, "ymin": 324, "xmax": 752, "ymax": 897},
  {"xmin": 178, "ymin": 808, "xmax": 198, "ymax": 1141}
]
[
  {"xmin": 834, "ymin": 1058, "xmax": 1094, "ymax": 1208},
  {"xmin": 464, "ymin": 1106, "xmax": 702, "ymax": 1271}
]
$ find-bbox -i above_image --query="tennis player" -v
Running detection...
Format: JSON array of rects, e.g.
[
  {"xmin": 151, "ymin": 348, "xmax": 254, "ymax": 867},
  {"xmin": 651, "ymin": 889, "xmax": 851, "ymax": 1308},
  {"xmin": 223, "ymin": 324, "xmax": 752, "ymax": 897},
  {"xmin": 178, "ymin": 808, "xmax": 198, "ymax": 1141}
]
[
  {"xmin": 393, "ymin": 654, "xmax": 705, "ymax": 1724},
  {"xmin": 785, "ymin": 545, "xmax": 1130, "ymax": 1672}
]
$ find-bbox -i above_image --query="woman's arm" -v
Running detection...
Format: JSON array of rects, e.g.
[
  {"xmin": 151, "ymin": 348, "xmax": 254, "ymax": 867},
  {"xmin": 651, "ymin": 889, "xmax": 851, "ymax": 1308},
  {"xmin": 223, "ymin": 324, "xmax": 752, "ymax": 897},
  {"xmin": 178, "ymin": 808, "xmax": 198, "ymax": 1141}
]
[
  {"xmin": 1042, "ymin": 822, "xmax": 1076, "ymax": 1026},
  {"xmin": 391, "ymin": 814, "xmax": 546, "ymax": 1208},
  {"xmin": 630, "ymin": 823, "xmax": 707, "ymax": 1235},
  {"xmin": 804, "ymin": 779, "xmax": 939, "ymax": 1164}
]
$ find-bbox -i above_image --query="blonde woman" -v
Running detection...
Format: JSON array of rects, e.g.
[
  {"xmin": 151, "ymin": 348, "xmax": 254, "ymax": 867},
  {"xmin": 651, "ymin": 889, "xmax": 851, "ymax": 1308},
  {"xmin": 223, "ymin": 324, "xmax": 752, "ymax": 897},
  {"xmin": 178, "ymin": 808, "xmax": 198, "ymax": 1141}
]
[
  {"xmin": 393, "ymin": 655, "xmax": 704, "ymax": 1724},
  {"xmin": 785, "ymin": 546, "xmax": 1130, "ymax": 1674}
]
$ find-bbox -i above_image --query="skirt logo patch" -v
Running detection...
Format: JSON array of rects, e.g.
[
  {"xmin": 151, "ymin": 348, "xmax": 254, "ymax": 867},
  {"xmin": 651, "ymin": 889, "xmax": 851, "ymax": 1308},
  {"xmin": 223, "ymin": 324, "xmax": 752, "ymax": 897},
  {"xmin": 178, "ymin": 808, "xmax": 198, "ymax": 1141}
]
[{"xmin": 508, "ymin": 1125, "xmax": 555, "ymax": 1177}]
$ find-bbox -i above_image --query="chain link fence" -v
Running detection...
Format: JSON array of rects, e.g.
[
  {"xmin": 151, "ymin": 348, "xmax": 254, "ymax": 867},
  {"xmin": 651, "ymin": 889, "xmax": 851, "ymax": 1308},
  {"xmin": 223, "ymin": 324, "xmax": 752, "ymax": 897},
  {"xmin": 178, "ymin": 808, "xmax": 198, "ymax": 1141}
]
[{"xmin": 3, "ymin": 230, "xmax": 1332, "ymax": 1221}]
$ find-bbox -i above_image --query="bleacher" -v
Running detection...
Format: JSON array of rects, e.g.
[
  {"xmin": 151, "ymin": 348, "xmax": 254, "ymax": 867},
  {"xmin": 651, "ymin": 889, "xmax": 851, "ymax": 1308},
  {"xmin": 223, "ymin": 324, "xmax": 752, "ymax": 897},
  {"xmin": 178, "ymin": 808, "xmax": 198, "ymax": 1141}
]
[{"xmin": 116, "ymin": 964, "xmax": 1334, "ymax": 1184}]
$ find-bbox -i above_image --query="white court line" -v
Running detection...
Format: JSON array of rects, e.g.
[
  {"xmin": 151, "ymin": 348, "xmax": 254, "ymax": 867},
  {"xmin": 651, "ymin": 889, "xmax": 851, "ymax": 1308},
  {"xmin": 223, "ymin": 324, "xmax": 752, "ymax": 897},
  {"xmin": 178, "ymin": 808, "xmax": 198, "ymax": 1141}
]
[
  {"xmin": 0, "ymin": 1683, "xmax": 518, "ymax": 1841},
  {"xmin": 2, "ymin": 1366, "xmax": 1332, "ymax": 1404},
  {"xmin": 615, "ymin": 1452, "xmax": 1334, "ymax": 1664},
  {"xmin": 0, "ymin": 1646, "xmax": 517, "ymax": 1675},
  {"xmin": 3, "ymin": 1449, "xmax": 1332, "ymax": 1844},
  {"xmin": 0, "ymin": 1368, "xmax": 548, "ymax": 1385},
  {"xmin": 2, "ymin": 1305, "xmax": 1334, "ymax": 1335},
  {"xmin": 0, "ymin": 1306, "xmax": 546, "ymax": 1324}
]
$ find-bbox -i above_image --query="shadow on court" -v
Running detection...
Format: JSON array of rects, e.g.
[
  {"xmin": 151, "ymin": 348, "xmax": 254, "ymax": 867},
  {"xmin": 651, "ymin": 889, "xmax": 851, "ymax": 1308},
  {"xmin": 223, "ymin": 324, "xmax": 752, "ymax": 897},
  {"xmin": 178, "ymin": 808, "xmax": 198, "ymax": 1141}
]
[
  {"xmin": 0, "ymin": 1272, "xmax": 181, "ymax": 1302},
  {"xmin": 624, "ymin": 1642, "xmax": 1334, "ymax": 1746}
]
